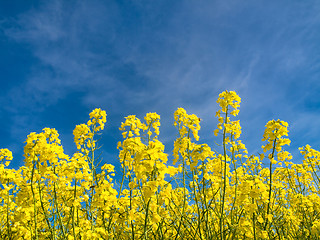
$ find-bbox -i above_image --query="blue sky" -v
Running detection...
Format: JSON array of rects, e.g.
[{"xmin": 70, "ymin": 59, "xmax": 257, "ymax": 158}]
[{"xmin": 0, "ymin": 0, "xmax": 319, "ymax": 170}]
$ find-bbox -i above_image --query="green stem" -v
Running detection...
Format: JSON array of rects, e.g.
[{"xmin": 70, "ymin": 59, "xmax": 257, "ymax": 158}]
[
  {"xmin": 72, "ymin": 175, "xmax": 78, "ymax": 240},
  {"xmin": 53, "ymin": 166, "xmax": 66, "ymax": 238},
  {"xmin": 129, "ymin": 175, "xmax": 135, "ymax": 240},
  {"xmin": 6, "ymin": 181, "xmax": 11, "ymax": 239},
  {"xmin": 220, "ymin": 109, "xmax": 228, "ymax": 240},
  {"xmin": 30, "ymin": 160, "xmax": 39, "ymax": 240},
  {"xmin": 264, "ymin": 138, "xmax": 276, "ymax": 230},
  {"xmin": 37, "ymin": 177, "xmax": 53, "ymax": 238}
]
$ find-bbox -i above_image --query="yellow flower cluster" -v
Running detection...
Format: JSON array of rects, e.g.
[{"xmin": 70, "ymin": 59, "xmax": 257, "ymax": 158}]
[
  {"xmin": 262, "ymin": 119, "xmax": 291, "ymax": 153},
  {"xmin": 0, "ymin": 92, "xmax": 320, "ymax": 239}
]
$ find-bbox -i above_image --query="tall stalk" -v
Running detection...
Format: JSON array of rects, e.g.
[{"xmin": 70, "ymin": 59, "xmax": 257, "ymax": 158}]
[
  {"xmin": 264, "ymin": 138, "xmax": 276, "ymax": 231},
  {"xmin": 30, "ymin": 160, "xmax": 39, "ymax": 240},
  {"xmin": 220, "ymin": 109, "xmax": 228, "ymax": 240},
  {"xmin": 174, "ymin": 129, "xmax": 190, "ymax": 240}
]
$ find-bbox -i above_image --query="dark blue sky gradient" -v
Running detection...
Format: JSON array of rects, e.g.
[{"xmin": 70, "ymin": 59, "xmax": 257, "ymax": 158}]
[{"xmin": 0, "ymin": 1, "xmax": 320, "ymax": 170}]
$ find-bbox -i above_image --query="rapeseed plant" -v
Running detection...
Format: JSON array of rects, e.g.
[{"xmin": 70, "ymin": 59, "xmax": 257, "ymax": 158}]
[{"xmin": 0, "ymin": 91, "xmax": 319, "ymax": 239}]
